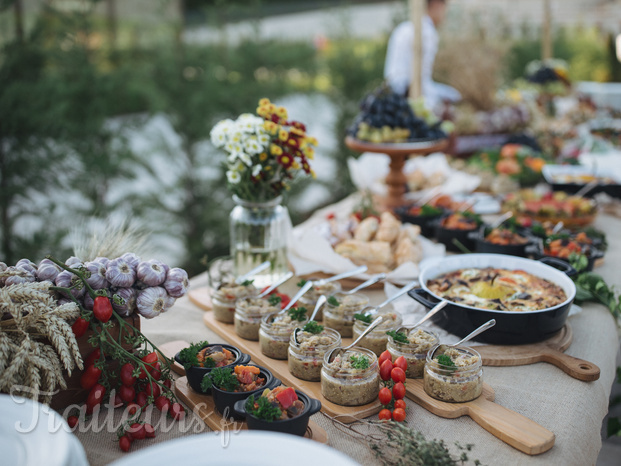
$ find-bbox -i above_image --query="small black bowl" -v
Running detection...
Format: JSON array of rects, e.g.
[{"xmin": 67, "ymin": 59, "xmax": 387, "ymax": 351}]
[
  {"xmin": 394, "ymin": 205, "xmax": 446, "ymax": 238},
  {"xmin": 473, "ymin": 225, "xmax": 534, "ymax": 257},
  {"xmin": 525, "ymin": 243, "xmax": 604, "ymax": 272},
  {"xmin": 233, "ymin": 389, "xmax": 322, "ymax": 436},
  {"xmin": 174, "ymin": 343, "xmax": 251, "ymax": 394},
  {"xmin": 210, "ymin": 365, "xmax": 280, "ymax": 420},
  {"xmin": 433, "ymin": 216, "xmax": 481, "ymax": 252}
]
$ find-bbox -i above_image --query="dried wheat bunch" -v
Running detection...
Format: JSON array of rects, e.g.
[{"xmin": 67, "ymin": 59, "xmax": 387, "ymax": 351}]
[{"xmin": 0, "ymin": 280, "xmax": 83, "ymax": 403}]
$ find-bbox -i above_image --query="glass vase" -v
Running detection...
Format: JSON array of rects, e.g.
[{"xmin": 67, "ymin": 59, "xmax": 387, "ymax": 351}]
[{"xmin": 229, "ymin": 195, "xmax": 290, "ymax": 288}]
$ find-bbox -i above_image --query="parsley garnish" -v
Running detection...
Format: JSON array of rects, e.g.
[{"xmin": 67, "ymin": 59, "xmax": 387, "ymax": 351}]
[
  {"xmin": 436, "ymin": 354, "xmax": 456, "ymax": 369},
  {"xmin": 420, "ymin": 204, "xmax": 443, "ymax": 217},
  {"xmin": 327, "ymin": 295, "xmax": 340, "ymax": 306},
  {"xmin": 245, "ymin": 394, "xmax": 282, "ymax": 422},
  {"xmin": 350, "ymin": 354, "xmax": 370, "ymax": 369},
  {"xmin": 268, "ymin": 294, "xmax": 282, "ymax": 306},
  {"xmin": 201, "ymin": 367, "xmax": 240, "ymax": 392},
  {"xmin": 287, "ymin": 306, "xmax": 307, "ymax": 321},
  {"xmin": 241, "ymin": 279, "xmax": 254, "ymax": 286},
  {"xmin": 386, "ymin": 330, "xmax": 409, "ymax": 344},
  {"xmin": 178, "ymin": 341, "xmax": 210, "ymax": 370},
  {"xmin": 302, "ymin": 320, "xmax": 324, "ymax": 334},
  {"xmin": 202, "ymin": 357, "xmax": 216, "ymax": 368},
  {"xmin": 354, "ymin": 313, "xmax": 372, "ymax": 324},
  {"xmin": 296, "ymin": 279, "xmax": 308, "ymax": 287}
]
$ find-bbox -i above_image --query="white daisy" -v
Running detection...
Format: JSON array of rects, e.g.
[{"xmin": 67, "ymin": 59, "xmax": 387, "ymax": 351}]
[
  {"xmin": 257, "ymin": 132, "xmax": 271, "ymax": 146},
  {"xmin": 252, "ymin": 164, "xmax": 262, "ymax": 177},
  {"xmin": 244, "ymin": 136, "xmax": 263, "ymax": 155},
  {"xmin": 226, "ymin": 170, "xmax": 241, "ymax": 184},
  {"xmin": 238, "ymin": 152, "xmax": 253, "ymax": 167}
]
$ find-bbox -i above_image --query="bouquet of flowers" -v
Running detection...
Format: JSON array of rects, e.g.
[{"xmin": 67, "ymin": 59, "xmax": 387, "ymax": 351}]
[{"xmin": 210, "ymin": 98, "xmax": 318, "ymax": 202}]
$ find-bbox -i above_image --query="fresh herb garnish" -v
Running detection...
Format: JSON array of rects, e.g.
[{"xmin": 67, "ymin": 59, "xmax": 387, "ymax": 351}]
[
  {"xmin": 436, "ymin": 354, "xmax": 457, "ymax": 369},
  {"xmin": 354, "ymin": 313, "xmax": 372, "ymax": 324},
  {"xmin": 268, "ymin": 294, "xmax": 282, "ymax": 306},
  {"xmin": 350, "ymin": 354, "xmax": 370, "ymax": 369},
  {"xmin": 296, "ymin": 279, "xmax": 308, "ymax": 287},
  {"xmin": 570, "ymin": 254, "xmax": 621, "ymax": 321},
  {"xmin": 287, "ymin": 306, "xmax": 307, "ymax": 321},
  {"xmin": 530, "ymin": 223, "xmax": 547, "ymax": 239},
  {"xmin": 461, "ymin": 211, "xmax": 482, "ymax": 225},
  {"xmin": 200, "ymin": 367, "xmax": 240, "ymax": 392},
  {"xmin": 178, "ymin": 341, "xmax": 210, "ymax": 370},
  {"xmin": 202, "ymin": 357, "xmax": 216, "ymax": 368},
  {"xmin": 245, "ymin": 394, "xmax": 282, "ymax": 422},
  {"xmin": 386, "ymin": 330, "xmax": 409, "ymax": 344},
  {"xmin": 420, "ymin": 204, "xmax": 443, "ymax": 217},
  {"xmin": 327, "ymin": 295, "xmax": 340, "ymax": 306},
  {"xmin": 302, "ymin": 320, "xmax": 324, "ymax": 334},
  {"xmin": 241, "ymin": 279, "xmax": 254, "ymax": 286}
]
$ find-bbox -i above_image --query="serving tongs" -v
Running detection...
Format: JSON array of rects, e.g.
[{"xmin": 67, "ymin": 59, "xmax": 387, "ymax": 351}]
[
  {"xmin": 234, "ymin": 261, "xmax": 271, "ymax": 285},
  {"xmin": 396, "ymin": 300, "xmax": 448, "ymax": 335},
  {"xmin": 325, "ymin": 315, "xmax": 384, "ymax": 363},
  {"xmin": 292, "ymin": 295, "xmax": 327, "ymax": 344},
  {"xmin": 429, "ymin": 319, "xmax": 496, "ymax": 359}
]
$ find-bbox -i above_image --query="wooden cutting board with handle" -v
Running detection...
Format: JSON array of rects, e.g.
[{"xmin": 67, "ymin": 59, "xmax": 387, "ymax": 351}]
[
  {"xmin": 406, "ymin": 379, "xmax": 555, "ymax": 455},
  {"xmin": 476, "ymin": 324, "xmax": 600, "ymax": 382}
]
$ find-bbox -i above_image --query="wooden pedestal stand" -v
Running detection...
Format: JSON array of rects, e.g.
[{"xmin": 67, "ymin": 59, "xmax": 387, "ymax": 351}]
[{"xmin": 345, "ymin": 136, "xmax": 448, "ymax": 210}]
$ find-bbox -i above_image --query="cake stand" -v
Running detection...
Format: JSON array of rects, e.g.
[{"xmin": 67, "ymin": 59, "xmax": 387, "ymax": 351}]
[{"xmin": 345, "ymin": 135, "xmax": 449, "ymax": 210}]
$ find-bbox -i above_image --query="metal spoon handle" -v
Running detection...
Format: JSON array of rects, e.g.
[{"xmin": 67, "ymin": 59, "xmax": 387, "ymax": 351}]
[
  {"xmin": 552, "ymin": 221, "xmax": 564, "ymax": 234},
  {"xmin": 490, "ymin": 211, "xmax": 513, "ymax": 229},
  {"xmin": 349, "ymin": 273, "xmax": 386, "ymax": 294},
  {"xmin": 282, "ymin": 280, "xmax": 313, "ymax": 312},
  {"xmin": 575, "ymin": 180, "xmax": 598, "ymax": 198},
  {"xmin": 235, "ymin": 261, "xmax": 271, "ymax": 284},
  {"xmin": 454, "ymin": 319, "xmax": 496, "ymax": 346},
  {"xmin": 258, "ymin": 271, "xmax": 294, "ymax": 298},
  {"xmin": 345, "ymin": 316, "xmax": 384, "ymax": 351},
  {"xmin": 378, "ymin": 281, "xmax": 418, "ymax": 309},
  {"xmin": 308, "ymin": 295, "xmax": 327, "ymax": 321},
  {"xmin": 315, "ymin": 265, "xmax": 368, "ymax": 286},
  {"xmin": 410, "ymin": 300, "xmax": 448, "ymax": 329}
]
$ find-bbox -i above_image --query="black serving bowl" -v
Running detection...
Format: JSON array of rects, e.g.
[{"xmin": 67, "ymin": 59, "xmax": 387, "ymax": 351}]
[
  {"xmin": 433, "ymin": 216, "xmax": 481, "ymax": 252},
  {"xmin": 174, "ymin": 343, "xmax": 251, "ymax": 394},
  {"xmin": 473, "ymin": 225, "xmax": 534, "ymax": 257},
  {"xmin": 408, "ymin": 254, "xmax": 576, "ymax": 345},
  {"xmin": 233, "ymin": 389, "xmax": 322, "ymax": 437},
  {"xmin": 394, "ymin": 205, "xmax": 446, "ymax": 238},
  {"xmin": 525, "ymin": 242, "xmax": 604, "ymax": 272},
  {"xmin": 210, "ymin": 365, "xmax": 280, "ymax": 420}
]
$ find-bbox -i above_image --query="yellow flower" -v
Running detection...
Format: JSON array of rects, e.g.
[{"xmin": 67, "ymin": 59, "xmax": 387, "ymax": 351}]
[
  {"xmin": 292, "ymin": 161, "xmax": 300, "ymax": 169},
  {"xmin": 307, "ymin": 136, "xmax": 318, "ymax": 146},
  {"xmin": 275, "ymin": 106, "xmax": 288, "ymax": 120},
  {"xmin": 278, "ymin": 128, "xmax": 289, "ymax": 141},
  {"xmin": 264, "ymin": 121, "xmax": 278, "ymax": 135},
  {"xmin": 264, "ymin": 165, "xmax": 272, "ymax": 171},
  {"xmin": 259, "ymin": 152, "xmax": 268, "ymax": 162},
  {"xmin": 304, "ymin": 147, "xmax": 315, "ymax": 159},
  {"xmin": 310, "ymin": 169, "xmax": 317, "ymax": 179},
  {"xmin": 256, "ymin": 106, "xmax": 268, "ymax": 117},
  {"xmin": 259, "ymin": 98, "xmax": 270, "ymax": 106},
  {"xmin": 290, "ymin": 127, "xmax": 305, "ymax": 137},
  {"xmin": 270, "ymin": 144, "xmax": 283, "ymax": 156}
]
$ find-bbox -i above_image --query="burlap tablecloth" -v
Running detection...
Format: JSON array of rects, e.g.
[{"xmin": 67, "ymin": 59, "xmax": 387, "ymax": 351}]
[{"xmin": 75, "ymin": 211, "xmax": 621, "ymax": 466}]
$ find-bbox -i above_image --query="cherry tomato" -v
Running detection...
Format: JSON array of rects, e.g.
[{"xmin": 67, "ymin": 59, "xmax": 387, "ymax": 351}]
[
  {"xmin": 391, "ymin": 367, "xmax": 406, "ymax": 384},
  {"xmin": 393, "ymin": 356, "xmax": 408, "ymax": 373},
  {"xmin": 169, "ymin": 402, "xmax": 185, "ymax": 420},
  {"xmin": 120, "ymin": 363, "xmax": 136, "ymax": 387},
  {"xmin": 112, "ymin": 393, "xmax": 124, "ymax": 408},
  {"xmin": 154, "ymin": 395, "xmax": 170, "ymax": 412},
  {"xmin": 144, "ymin": 423, "xmax": 155, "ymax": 438},
  {"xmin": 86, "ymin": 384, "xmax": 106, "ymax": 414},
  {"xmin": 378, "ymin": 387, "xmax": 392, "ymax": 405},
  {"xmin": 392, "ymin": 381, "xmax": 406, "ymax": 400},
  {"xmin": 80, "ymin": 364, "xmax": 102, "ymax": 390},
  {"xmin": 71, "ymin": 317, "xmax": 89, "ymax": 338},
  {"xmin": 93, "ymin": 296, "xmax": 113, "ymax": 323},
  {"xmin": 136, "ymin": 391, "xmax": 148, "ymax": 407},
  {"xmin": 126, "ymin": 403, "xmax": 140, "ymax": 416},
  {"xmin": 378, "ymin": 409, "xmax": 392, "ymax": 421},
  {"xmin": 163, "ymin": 379, "xmax": 172, "ymax": 390},
  {"xmin": 119, "ymin": 434, "xmax": 132, "ymax": 452},
  {"xmin": 145, "ymin": 381, "xmax": 160, "ymax": 399},
  {"xmin": 379, "ymin": 359, "xmax": 393, "ymax": 382},
  {"xmin": 378, "ymin": 350, "xmax": 392, "ymax": 367},
  {"xmin": 84, "ymin": 349, "xmax": 102, "ymax": 369},
  {"xmin": 150, "ymin": 362, "xmax": 162, "ymax": 381},
  {"xmin": 392, "ymin": 407, "xmax": 406, "ymax": 422},
  {"xmin": 128, "ymin": 423, "xmax": 146, "ymax": 440},
  {"xmin": 394, "ymin": 399, "xmax": 407, "ymax": 410},
  {"xmin": 67, "ymin": 415, "xmax": 78, "ymax": 429},
  {"xmin": 139, "ymin": 352, "xmax": 158, "ymax": 379},
  {"xmin": 119, "ymin": 384, "xmax": 136, "ymax": 403}
]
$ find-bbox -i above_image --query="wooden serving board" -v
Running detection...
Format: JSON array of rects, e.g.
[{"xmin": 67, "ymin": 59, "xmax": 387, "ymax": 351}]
[
  {"xmin": 476, "ymin": 324, "xmax": 600, "ymax": 382},
  {"xmin": 174, "ymin": 377, "xmax": 327, "ymax": 444},
  {"xmin": 201, "ymin": 311, "xmax": 382, "ymax": 423},
  {"xmin": 406, "ymin": 379, "xmax": 555, "ymax": 455},
  {"xmin": 188, "ymin": 287, "xmax": 213, "ymax": 311}
]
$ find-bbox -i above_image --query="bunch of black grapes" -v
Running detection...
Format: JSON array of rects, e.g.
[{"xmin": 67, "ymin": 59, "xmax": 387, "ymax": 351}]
[{"xmin": 527, "ymin": 67, "xmax": 561, "ymax": 85}]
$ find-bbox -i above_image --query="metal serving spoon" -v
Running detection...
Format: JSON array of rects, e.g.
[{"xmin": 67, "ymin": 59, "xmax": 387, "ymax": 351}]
[
  {"xmin": 292, "ymin": 295, "xmax": 327, "ymax": 344},
  {"xmin": 258, "ymin": 271, "xmax": 294, "ymax": 298},
  {"xmin": 280, "ymin": 280, "xmax": 313, "ymax": 313},
  {"xmin": 429, "ymin": 319, "xmax": 496, "ymax": 359},
  {"xmin": 396, "ymin": 300, "xmax": 448, "ymax": 334},
  {"xmin": 235, "ymin": 261, "xmax": 271, "ymax": 285},
  {"xmin": 325, "ymin": 315, "xmax": 384, "ymax": 363},
  {"xmin": 489, "ymin": 211, "xmax": 513, "ymax": 230},
  {"xmin": 310, "ymin": 265, "xmax": 368, "ymax": 287},
  {"xmin": 340, "ymin": 273, "xmax": 387, "ymax": 295},
  {"xmin": 359, "ymin": 281, "xmax": 418, "ymax": 316}
]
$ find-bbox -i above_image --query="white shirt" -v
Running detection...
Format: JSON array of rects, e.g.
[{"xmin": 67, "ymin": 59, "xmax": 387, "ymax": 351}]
[{"xmin": 384, "ymin": 17, "xmax": 461, "ymax": 109}]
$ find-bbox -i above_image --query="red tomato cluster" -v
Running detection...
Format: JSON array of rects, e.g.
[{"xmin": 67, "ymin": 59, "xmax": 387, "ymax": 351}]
[
  {"xmin": 119, "ymin": 421, "xmax": 156, "ymax": 452},
  {"xmin": 377, "ymin": 350, "xmax": 407, "ymax": 422}
]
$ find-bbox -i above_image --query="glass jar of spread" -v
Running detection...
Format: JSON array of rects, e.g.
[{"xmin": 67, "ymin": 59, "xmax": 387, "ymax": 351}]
[
  {"xmin": 234, "ymin": 297, "xmax": 280, "ymax": 341},
  {"xmin": 212, "ymin": 282, "xmax": 257, "ymax": 324},
  {"xmin": 424, "ymin": 345, "xmax": 483, "ymax": 403},
  {"xmin": 352, "ymin": 310, "xmax": 403, "ymax": 356},
  {"xmin": 387, "ymin": 328, "xmax": 439, "ymax": 379},
  {"xmin": 323, "ymin": 292, "xmax": 370, "ymax": 338},
  {"xmin": 288, "ymin": 327, "xmax": 341, "ymax": 382},
  {"xmin": 321, "ymin": 347, "xmax": 379, "ymax": 406}
]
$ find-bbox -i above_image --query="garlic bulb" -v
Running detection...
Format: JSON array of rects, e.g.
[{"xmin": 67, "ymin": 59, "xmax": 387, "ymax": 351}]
[
  {"xmin": 5, "ymin": 266, "xmax": 36, "ymax": 286},
  {"xmin": 85, "ymin": 261, "xmax": 109, "ymax": 290},
  {"xmin": 164, "ymin": 295, "xmax": 176, "ymax": 312},
  {"xmin": 163, "ymin": 268, "xmax": 189, "ymax": 298},
  {"xmin": 65, "ymin": 256, "xmax": 83, "ymax": 267},
  {"xmin": 36, "ymin": 259, "xmax": 62, "ymax": 282},
  {"xmin": 55, "ymin": 270, "xmax": 86, "ymax": 299},
  {"xmin": 112, "ymin": 287, "xmax": 136, "ymax": 317},
  {"xmin": 105, "ymin": 258, "xmax": 136, "ymax": 288},
  {"xmin": 120, "ymin": 253, "xmax": 141, "ymax": 271},
  {"xmin": 136, "ymin": 287, "xmax": 168, "ymax": 319},
  {"xmin": 16, "ymin": 258, "xmax": 37, "ymax": 275},
  {"xmin": 94, "ymin": 256, "xmax": 110, "ymax": 267},
  {"xmin": 137, "ymin": 260, "xmax": 167, "ymax": 287},
  {"xmin": 0, "ymin": 262, "xmax": 7, "ymax": 286}
]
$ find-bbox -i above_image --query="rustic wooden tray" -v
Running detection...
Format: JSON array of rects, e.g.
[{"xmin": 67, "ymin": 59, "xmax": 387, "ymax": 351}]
[
  {"xmin": 174, "ymin": 377, "xmax": 327, "ymax": 444},
  {"xmin": 406, "ymin": 379, "xmax": 555, "ymax": 455}
]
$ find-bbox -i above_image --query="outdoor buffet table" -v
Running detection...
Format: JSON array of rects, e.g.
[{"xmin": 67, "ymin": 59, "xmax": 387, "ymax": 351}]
[{"xmin": 74, "ymin": 201, "xmax": 621, "ymax": 466}]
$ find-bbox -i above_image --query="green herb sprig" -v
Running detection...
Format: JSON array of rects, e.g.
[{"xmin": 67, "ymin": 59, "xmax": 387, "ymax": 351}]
[
  {"xmin": 302, "ymin": 320, "xmax": 324, "ymax": 334},
  {"xmin": 354, "ymin": 313, "xmax": 372, "ymax": 324},
  {"xmin": 178, "ymin": 341, "xmax": 210, "ymax": 370},
  {"xmin": 436, "ymin": 354, "xmax": 457, "ymax": 369},
  {"xmin": 327, "ymin": 295, "xmax": 340, "ymax": 306},
  {"xmin": 287, "ymin": 306, "xmax": 307, "ymax": 322},
  {"xmin": 350, "ymin": 354, "xmax": 370, "ymax": 369},
  {"xmin": 201, "ymin": 367, "xmax": 240, "ymax": 392},
  {"xmin": 420, "ymin": 204, "xmax": 443, "ymax": 217},
  {"xmin": 297, "ymin": 279, "xmax": 308, "ymax": 287},
  {"xmin": 245, "ymin": 394, "xmax": 282, "ymax": 422},
  {"xmin": 241, "ymin": 279, "xmax": 254, "ymax": 287},
  {"xmin": 386, "ymin": 330, "xmax": 409, "ymax": 344},
  {"xmin": 268, "ymin": 294, "xmax": 282, "ymax": 306},
  {"xmin": 570, "ymin": 254, "xmax": 621, "ymax": 321}
]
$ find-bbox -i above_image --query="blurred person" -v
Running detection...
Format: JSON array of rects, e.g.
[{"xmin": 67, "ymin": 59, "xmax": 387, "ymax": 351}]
[{"xmin": 384, "ymin": 0, "xmax": 461, "ymax": 110}]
